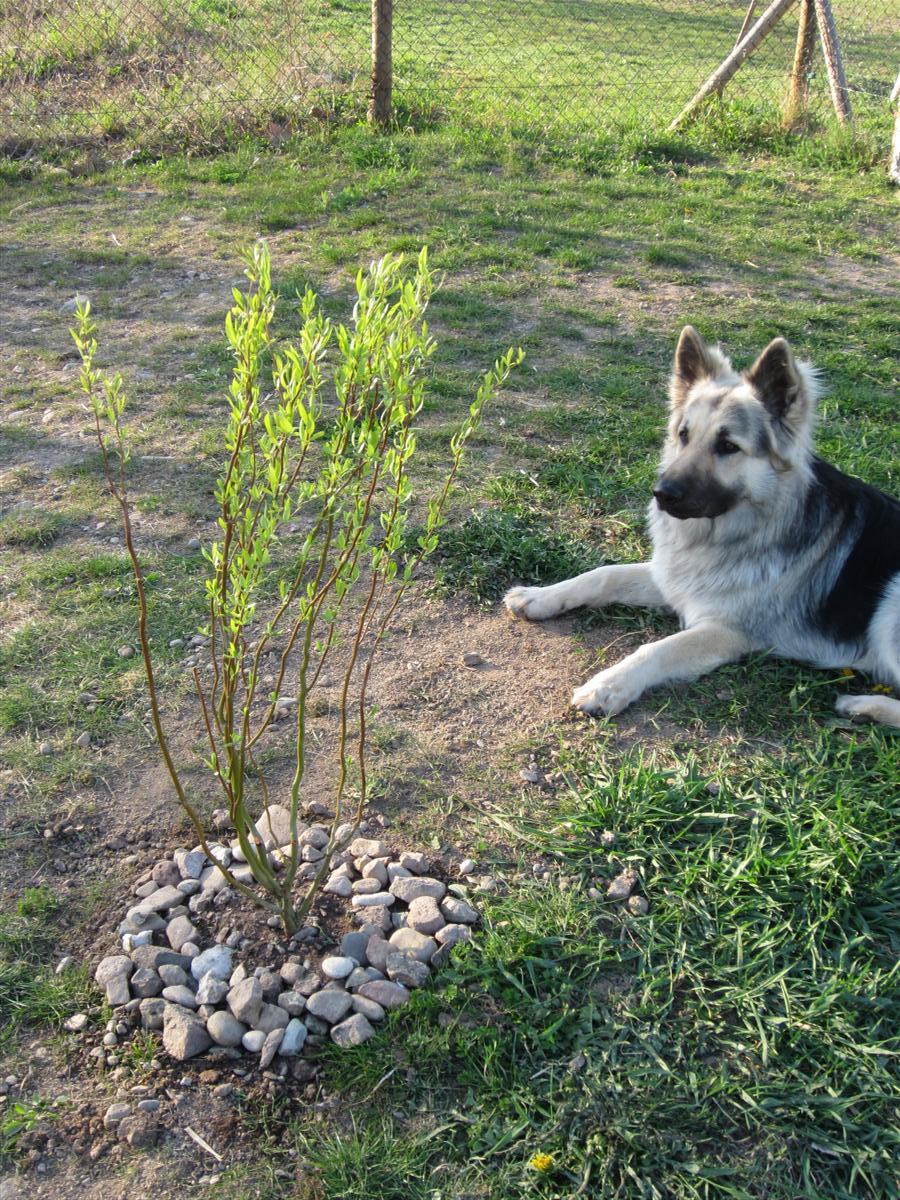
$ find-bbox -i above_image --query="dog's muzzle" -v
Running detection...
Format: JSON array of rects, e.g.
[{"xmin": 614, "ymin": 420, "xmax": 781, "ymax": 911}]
[{"xmin": 653, "ymin": 475, "xmax": 737, "ymax": 520}]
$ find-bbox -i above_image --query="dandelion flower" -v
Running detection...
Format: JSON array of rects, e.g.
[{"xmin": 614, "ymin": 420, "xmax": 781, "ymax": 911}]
[{"xmin": 529, "ymin": 1152, "xmax": 554, "ymax": 1172}]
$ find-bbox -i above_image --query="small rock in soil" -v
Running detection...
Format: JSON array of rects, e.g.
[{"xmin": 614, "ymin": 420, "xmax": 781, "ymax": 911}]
[
  {"xmin": 364, "ymin": 936, "xmax": 391, "ymax": 972},
  {"xmin": 191, "ymin": 945, "xmax": 232, "ymax": 981},
  {"xmin": 349, "ymin": 837, "xmax": 389, "ymax": 859},
  {"xmin": 321, "ymin": 956, "xmax": 356, "ymax": 980},
  {"xmin": 196, "ymin": 972, "xmax": 229, "ymax": 1005},
  {"xmin": 158, "ymin": 964, "xmax": 189, "ymax": 987},
  {"xmin": 389, "ymin": 876, "xmax": 446, "ymax": 903},
  {"xmin": 339, "ymin": 931, "xmax": 370, "ymax": 962},
  {"xmin": 352, "ymin": 877, "xmax": 383, "ymax": 895},
  {"xmin": 279, "ymin": 1018, "xmax": 307, "ymax": 1056},
  {"xmin": 406, "ymin": 896, "xmax": 444, "ymax": 935},
  {"xmin": 399, "ymin": 851, "xmax": 431, "ymax": 875},
  {"xmin": 606, "ymin": 869, "xmax": 638, "ymax": 901},
  {"xmin": 388, "ymin": 928, "xmax": 437, "ymax": 963},
  {"xmin": 118, "ymin": 1114, "xmax": 159, "ymax": 1148},
  {"xmin": 64, "ymin": 1013, "xmax": 88, "ymax": 1032},
  {"xmin": 241, "ymin": 1030, "xmax": 266, "ymax": 1053},
  {"xmin": 305, "ymin": 989, "xmax": 353, "ymax": 1024},
  {"xmin": 324, "ymin": 873, "xmax": 352, "ymax": 897},
  {"xmin": 103, "ymin": 1102, "xmax": 131, "ymax": 1129},
  {"xmin": 254, "ymin": 1003, "xmax": 290, "ymax": 1034},
  {"xmin": 75, "ymin": 731, "xmax": 91, "ymax": 749},
  {"xmin": 357, "ymin": 980, "xmax": 410, "ymax": 1010},
  {"xmin": 440, "ymin": 897, "xmax": 478, "ymax": 925},
  {"xmin": 351, "ymin": 995, "xmax": 385, "ymax": 1021},
  {"xmin": 227, "ymin": 978, "xmax": 263, "ymax": 1027},
  {"xmin": 386, "ymin": 954, "xmax": 430, "ymax": 989},
  {"xmin": 435, "ymin": 923, "xmax": 473, "ymax": 948},
  {"xmin": 95, "ymin": 955, "xmax": 134, "ymax": 987},
  {"xmin": 276, "ymin": 990, "xmax": 306, "ymax": 1016},
  {"xmin": 161, "ymin": 985, "xmax": 198, "ymax": 1008},
  {"xmin": 462, "ymin": 651, "xmax": 484, "ymax": 667},
  {"xmin": 330, "ymin": 1013, "xmax": 375, "ymax": 1047},
  {"xmin": 130, "ymin": 968, "xmax": 163, "ymax": 999},
  {"xmin": 458, "ymin": 858, "xmax": 477, "ymax": 876},
  {"xmin": 166, "ymin": 915, "xmax": 198, "ymax": 952},
  {"xmin": 139, "ymin": 998, "xmax": 166, "ymax": 1030},
  {"xmin": 174, "ymin": 848, "xmax": 206, "ymax": 879},
  {"xmin": 626, "ymin": 895, "xmax": 649, "ymax": 915},
  {"xmin": 206, "ymin": 1011, "xmax": 246, "ymax": 1048},
  {"xmin": 152, "ymin": 860, "xmax": 182, "ymax": 888},
  {"xmin": 258, "ymin": 1027, "xmax": 284, "ymax": 1070}
]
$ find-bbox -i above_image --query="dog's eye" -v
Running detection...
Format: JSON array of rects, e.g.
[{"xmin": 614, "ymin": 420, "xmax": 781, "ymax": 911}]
[
  {"xmin": 716, "ymin": 438, "xmax": 740, "ymax": 455},
  {"xmin": 678, "ymin": 427, "xmax": 689, "ymax": 445}
]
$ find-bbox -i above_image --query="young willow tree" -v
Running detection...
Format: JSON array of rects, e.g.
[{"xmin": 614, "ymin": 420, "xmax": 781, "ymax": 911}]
[{"xmin": 73, "ymin": 243, "xmax": 522, "ymax": 933}]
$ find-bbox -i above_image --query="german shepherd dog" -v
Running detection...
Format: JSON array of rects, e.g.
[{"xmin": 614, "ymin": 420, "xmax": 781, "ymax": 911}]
[{"xmin": 504, "ymin": 327, "xmax": 900, "ymax": 728}]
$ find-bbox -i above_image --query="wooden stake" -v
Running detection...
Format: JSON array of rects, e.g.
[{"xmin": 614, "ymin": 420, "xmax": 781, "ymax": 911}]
[
  {"xmin": 813, "ymin": 0, "xmax": 852, "ymax": 124},
  {"xmin": 369, "ymin": 0, "xmax": 393, "ymax": 127},
  {"xmin": 890, "ymin": 72, "xmax": 900, "ymax": 185},
  {"xmin": 735, "ymin": 2, "xmax": 759, "ymax": 47},
  {"xmin": 669, "ymin": 0, "xmax": 796, "ymax": 131},
  {"xmin": 784, "ymin": 0, "xmax": 817, "ymax": 129}
]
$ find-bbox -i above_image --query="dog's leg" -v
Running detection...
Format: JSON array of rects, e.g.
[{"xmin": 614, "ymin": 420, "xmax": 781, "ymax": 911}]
[
  {"xmin": 571, "ymin": 621, "xmax": 749, "ymax": 715},
  {"xmin": 835, "ymin": 694, "xmax": 900, "ymax": 728},
  {"xmin": 504, "ymin": 563, "xmax": 663, "ymax": 622}
]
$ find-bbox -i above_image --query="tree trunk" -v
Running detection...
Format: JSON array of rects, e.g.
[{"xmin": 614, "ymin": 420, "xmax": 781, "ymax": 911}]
[
  {"xmin": 669, "ymin": 0, "xmax": 796, "ymax": 131},
  {"xmin": 369, "ymin": 0, "xmax": 393, "ymax": 127},
  {"xmin": 813, "ymin": 0, "xmax": 852, "ymax": 124},
  {"xmin": 784, "ymin": 0, "xmax": 817, "ymax": 129}
]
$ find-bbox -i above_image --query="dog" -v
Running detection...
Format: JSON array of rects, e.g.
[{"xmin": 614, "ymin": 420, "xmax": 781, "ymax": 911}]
[{"xmin": 504, "ymin": 326, "xmax": 900, "ymax": 728}]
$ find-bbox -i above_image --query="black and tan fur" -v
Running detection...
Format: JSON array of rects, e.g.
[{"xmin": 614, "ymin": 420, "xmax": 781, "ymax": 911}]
[{"xmin": 505, "ymin": 327, "xmax": 900, "ymax": 727}]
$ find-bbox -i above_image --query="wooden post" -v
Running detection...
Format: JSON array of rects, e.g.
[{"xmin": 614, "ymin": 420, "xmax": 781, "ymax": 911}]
[
  {"xmin": 813, "ymin": 0, "xmax": 852, "ymax": 124},
  {"xmin": 735, "ymin": 2, "xmax": 759, "ymax": 48},
  {"xmin": 784, "ymin": 0, "xmax": 817, "ymax": 129},
  {"xmin": 369, "ymin": 0, "xmax": 393, "ymax": 127},
  {"xmin": 669, "ymin": 0, "xmax": 796, "ymax": 131},
  {"xmin": 890, "ymin": 72, "xmax": 900, "ymax": 185}
]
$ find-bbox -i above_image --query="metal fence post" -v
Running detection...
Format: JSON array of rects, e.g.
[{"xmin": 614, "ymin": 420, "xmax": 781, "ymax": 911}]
[{"xmin": 369, "ymin": 0, "xmax": 393, "ymax": 126}]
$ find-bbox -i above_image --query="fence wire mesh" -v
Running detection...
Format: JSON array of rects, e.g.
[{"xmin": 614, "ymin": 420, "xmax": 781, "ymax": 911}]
[{"xmin": 1, "ymin": 1, "xmax": 896, "ymax": 153}]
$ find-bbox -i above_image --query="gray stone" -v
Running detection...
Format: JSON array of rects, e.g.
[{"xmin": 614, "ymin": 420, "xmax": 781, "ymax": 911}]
[
  {"xmin": 95, "ymin": 955, "xmax": 134, "ymax": 987},
  {"xmin": 227, "ymin": 977, "xmax": 263, "ymax": 1026},
  {"xmin": 387, "ymin": 862, "xmax": 412, "ymax": 882},
  {"xmin": 196, "ymin": 972, "xmax": 229, "ymax": 1005},
  {"xmin": 139, "ymin": 998, "xmax": 166, "ymax": 1030},
  {"xmin": 321, "ymin": 955, "xmax": 356, "ymax": 980},
  {"xmin": 253, "ymin": 804, "xmax": 294, "ymax": 850},
  {"xmin": 351, "ymin": 994, "xmax": 386, "ymax": 1021},
  {"xmin": 300, "ymin": 826, "xmax": 329, "ymax": 850},
  {"xmin": 354, "ymin": 904, "xmax": 392, "ymax": 932},
  {"xmin": 389, "ymin": 876, "xmax": 446, "ymax": 903},
  {"xmin": 279, "ymin": 1018, "xmax": 307, "ymax": 1056},
  {"xmin": 105, "ymin": 976, "xmax": 131, "ymax": 1007},
  {"xmin": 626, "ymin": 895, "xmax": 649, "ymax": 915},
  {"xmin": 118, "ymin": 1115, "xmax": 159, "ymax": 1148},
  {"xmin": 161, "ymin": 985, "xmax": 198, "ymax": 1008},
  {"xmin": 458, "ymin": 858, "xmax": 477, "ymax": 876},
  {"xmin": 163, "ymin": 1005, "xmax": 211, "ymax": 1060},
  {"xmin": 158, "ymin": 964, "xmax": 189, "ymax": 987},
  {"xmin": 259, "ymin": 1027, "xmax": 284, "ymax": 1070},
  {"xmin": 352, "ymin": 877, "xmax": 384, "ymax": 895},
  {"xmin": 152, "ymin": 860, "xmax": 182, "ymax": 888},
  {"xmin": 386, "ymin": 954, "xmax": 430, "ymax": 988},
  {"xmin": 174, "ymin": 848, "xmax": 206, "ymax": 879},
  {"xmin": 276, "ymin": 990, "xmax": 306, "ymax": 1016},
  {"xmin": 103, "ymin": 1101, "xmax": 131, "ymax": 1129},
  {"xmin": 330, "ymin": 1013, "xmax": 375, "ymax": 1047},
  {"xmin": 406, "ymin": 896, "xmax": 444, "ymax": 935},
  {"xmin": 134, "ymin": 880, "xmax": 159, "ymax": 899},
  {"xmin": 255, "ymin": 1003, "xmax": 290, "ymax": 1034},
  {"xmin": 388, "ymin": 928, "xmax": 438, "ymax": 963},
  {"xmin": 365, "ymin": 935, "xmax": 391, "ymax": 973},
  {"xmin": 340, "ymin": 931, "xmax": 371, "ymax": 962},
  {"xmin": 257, "ymin": 969, "xmax": 282, "ymax": 1001},
  {"xmin": 351, "ymin": 890, "xmax": 394, "ymax": 909},
  {"xmin": 191, "ymin": 945, "xmax": 232, "ymax": 981},
  {"xmin": 324, "ymin": 873, "xmax": 352, "ymax": 898},
  {"xmin": 357, "ymin": 980, "xmax": 411, "ymax": 1010},
  {"xmin": 606, "ymin": 870, "xmax": 638, "ymax": 901},
  {"xmin": 166, "ymin": 915, "xmax": 198, "ymax": 951},
  {"xmin": 305, "ymin": 989, "xmax": 353, "ymax": 1024},
  {"xmin": 177, "ymin": 879, "xmax": 201, "ymax": 896},
  {"xmin": 399, "ymin": 852, "xmax": 431, "ymax": 875},
  {"xmin": 207, "ymin": 1010, "xmax": 246, "ymax": 1047},
  {"xmin": 130, "ymin": 945, "xmax": 191, "ymax": 973},
  {"xmin": 435, "ymin": 923, "xmax": 473, "ymax": 948},
  {"xmin": 361, "ymin": 859, "xmax": 389, "ymax": 886},
  {"xmin": 131, "ymin": 884, "xmax": 185, "ymax": 914},
  {"xmin": 391, "ymin": 912, "xmax": 407, "ymax": 930},
  {"xmin": 130, "ymin": 967, "xmax": 163, "ymax": 998},
  {"xmin": 441, "ymin": 897, "xmax": 478, "ymax": 924},
  {"xmin": 349, "ymin": 837, "xmax": 389, "ymax": 859},
  {"xmin": 242, "ymin": 1029, "xmax": 266, "ymax": 1053},
  {"xmin": 64, "ymin": 1012, "xmax": 88, "ymax": 1031}
]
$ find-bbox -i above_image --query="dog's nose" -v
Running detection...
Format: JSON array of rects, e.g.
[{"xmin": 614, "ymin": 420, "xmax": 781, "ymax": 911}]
[{"xmin": 653, "ymin": 477, "xmax": 685, "ymax": 505}]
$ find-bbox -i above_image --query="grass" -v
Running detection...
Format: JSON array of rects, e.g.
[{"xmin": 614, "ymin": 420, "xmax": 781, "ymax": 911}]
[
  {"xmin": 0, "ymin": 72, "xmax": 898, "ymax": 1200},
  {"xmin": 291, "ymin": 732, "xmax": 899, "ymax": 1199},
  {"xmin": 0, "ymin": 886, "xmax": 93, "ymax": 1053}
]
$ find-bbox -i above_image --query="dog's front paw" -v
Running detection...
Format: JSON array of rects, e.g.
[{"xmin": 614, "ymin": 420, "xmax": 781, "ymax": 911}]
[
  {"xmin": 503, "ymin": 584, "xmax": 562, "ymax": 622},
  {"xmin": 571, "ymin": 668, "xmax": 639, "ymax": 717}
]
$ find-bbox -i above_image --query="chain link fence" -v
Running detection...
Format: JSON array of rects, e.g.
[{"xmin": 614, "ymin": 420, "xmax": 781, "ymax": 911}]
[{"xmin": 1, "ymin": 1, "xmax": 896, "ymax": 154}]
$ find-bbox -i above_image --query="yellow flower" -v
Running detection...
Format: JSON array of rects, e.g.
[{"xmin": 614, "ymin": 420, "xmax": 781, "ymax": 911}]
[
  {"xmin": 529, "ymin": 1152, "xmax": 554, "ymax": 1173},
  {"xmin": 872, "ymin": 683, "xmax": 894, "ymax": 695},
  {"xmin": 839, "ymin": 667, "xmax": 854, "ymax": 678}
]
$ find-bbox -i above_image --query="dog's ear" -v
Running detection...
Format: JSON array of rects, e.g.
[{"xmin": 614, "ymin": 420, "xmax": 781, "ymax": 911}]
[
  {"xmin": 746, "ymin": 337, "xmax": 811, "ymax": 434},
  {"xmin": 670, "ymin": 326, "xmax": 717, "ymax": 409}
]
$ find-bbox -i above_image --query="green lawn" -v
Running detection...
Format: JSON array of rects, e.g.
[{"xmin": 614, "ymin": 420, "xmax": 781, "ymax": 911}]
[{"xmin": 0, "ymin": 103, "xmax": 898, "ymax": 1199}]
